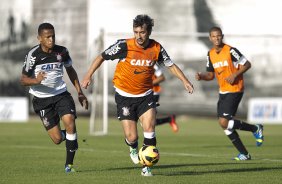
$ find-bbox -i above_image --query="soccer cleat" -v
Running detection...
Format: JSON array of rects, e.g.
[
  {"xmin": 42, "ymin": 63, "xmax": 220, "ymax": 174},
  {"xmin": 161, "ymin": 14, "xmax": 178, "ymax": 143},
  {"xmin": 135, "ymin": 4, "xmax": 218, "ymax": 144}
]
[
  {"xmin": 65, "ymin": 164, "xmax": 76, "ymax": 173},
  {"xmin": 169, "ymin": 115, "xmax": 178, "ymax": 133},
  {"xmin": 253, "ymin": 124, "xmax": 264, "ymax": 147},
  {"xmin": 233, "ymin": 153, "xmax": 251, "ymax": 161},
  {"xmin": 141, "ymin": 166, "xmax": 153, "ymax": 176},
  {"xmin": 130, "ymin": 147, "xmax": 139, "ymax": 164}
]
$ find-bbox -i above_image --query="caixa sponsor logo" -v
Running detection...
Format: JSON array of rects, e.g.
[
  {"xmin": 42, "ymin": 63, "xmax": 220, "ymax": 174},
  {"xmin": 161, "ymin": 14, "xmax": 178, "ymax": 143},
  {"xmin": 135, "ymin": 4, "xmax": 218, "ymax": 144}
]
[
  {"xmin": 213, "ymin": 60, "xmax": 228, "ymax": 68},
  {"xmin": 41, "ymin": 63, "xmax": 63, "ymax": 70},
  {"xmin": 130, "ymin": 59, "xmax": 154, "ymax": 66},
  {"xmin": 252, "ymin": 104, "xmax": 278, "ymax": 119}
]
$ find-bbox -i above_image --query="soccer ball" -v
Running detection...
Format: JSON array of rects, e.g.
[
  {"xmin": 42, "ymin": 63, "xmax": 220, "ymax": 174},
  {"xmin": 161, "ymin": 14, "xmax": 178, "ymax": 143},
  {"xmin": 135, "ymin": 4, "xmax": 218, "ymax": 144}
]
[{"xmin": 138, "ymin": 145, "xmax": 160, "ymax": 167}]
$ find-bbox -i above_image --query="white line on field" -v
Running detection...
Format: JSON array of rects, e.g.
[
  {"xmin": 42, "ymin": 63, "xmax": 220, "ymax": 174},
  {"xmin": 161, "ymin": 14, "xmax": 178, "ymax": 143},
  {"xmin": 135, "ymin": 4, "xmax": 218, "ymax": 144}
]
[{"xmin": 7, "ymin": 144, "xmax": 282, "ymax": 163}]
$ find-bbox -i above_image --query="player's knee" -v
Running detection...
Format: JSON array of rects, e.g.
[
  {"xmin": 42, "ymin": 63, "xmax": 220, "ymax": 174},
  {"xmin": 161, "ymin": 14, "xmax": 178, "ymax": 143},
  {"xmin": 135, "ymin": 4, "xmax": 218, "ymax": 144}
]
[
  {"xmin": 218, "ymin": 118, "xmax": 228, "ymax": 129},
  {"xmin": 62, "ymin": 114, "xmax": 75, "ymax": 128},
  {"xmin": 142, "ymin": 122, "xmax": 155, "ymax": 132},
  {"xmin": 51, "ymin": 137, "xmax": 63, "ymax": 145},
  {"xmin": 125, "ymin": 133, "xmax": 138, "ymax": 142}
]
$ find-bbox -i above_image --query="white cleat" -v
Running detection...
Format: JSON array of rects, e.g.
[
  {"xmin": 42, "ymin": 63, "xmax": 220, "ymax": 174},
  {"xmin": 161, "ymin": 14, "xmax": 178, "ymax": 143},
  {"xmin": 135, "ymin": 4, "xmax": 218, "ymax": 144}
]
[
  {"xmin": 141, "ymin": 166, "xmax": 153, "ymax": 176},
  {"xmin": 130, "ymin": 147, "xmax": 139, "ymax": 164}
]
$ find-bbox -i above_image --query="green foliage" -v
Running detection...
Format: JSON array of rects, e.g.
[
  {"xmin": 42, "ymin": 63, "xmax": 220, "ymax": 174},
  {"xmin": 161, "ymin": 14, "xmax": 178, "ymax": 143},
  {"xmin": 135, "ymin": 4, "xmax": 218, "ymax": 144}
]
[{"xmin": 1, "ymin": 116, "xmax": 282, "ymax": 184}]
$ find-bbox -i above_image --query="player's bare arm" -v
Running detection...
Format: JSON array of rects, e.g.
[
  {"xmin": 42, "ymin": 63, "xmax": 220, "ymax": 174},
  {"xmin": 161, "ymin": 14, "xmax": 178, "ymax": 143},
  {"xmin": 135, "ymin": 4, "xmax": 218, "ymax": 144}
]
[
  {"xmin": 20, "ymin": 71, "xmax": 46, "ymax": 86},
  {"xmin": 152, "ymin": 74, "xmax": 165, "ymax": 86},
  {"xmin": 225, "ymin": 61, "xmax": 251, "ymax": 85},
  {"xmin": 81, "ymin": 55, "xmax": 104, "ymax": 89},
  {"xmin": 195, "ymin": 71, "xmax": 214, "ymax": 81},
  {"xmin": 168, "ymin": 64, "xmax": 194, "ymax": 94},
  {"xmin": 65, "ymin": 66, "xmax": 88, "ymax": 110}
]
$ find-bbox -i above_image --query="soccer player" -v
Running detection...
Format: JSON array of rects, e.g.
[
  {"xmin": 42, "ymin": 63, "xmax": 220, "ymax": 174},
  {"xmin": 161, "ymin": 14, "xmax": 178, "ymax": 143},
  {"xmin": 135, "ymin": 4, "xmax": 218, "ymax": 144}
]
[
  {"xmin": 153, "ymin": 64, "xmax": 178, "ymax": 132},
  {"xmin": 82, "ymin": 14, "xmax": 194, "ymax": 176},
  {"xmin": 195, "ymin": 26, "xmax": 264, "ymax": 160},
  {"xmin": 20, "ymin": 23, "xmax": 88, "ymax": 172}
]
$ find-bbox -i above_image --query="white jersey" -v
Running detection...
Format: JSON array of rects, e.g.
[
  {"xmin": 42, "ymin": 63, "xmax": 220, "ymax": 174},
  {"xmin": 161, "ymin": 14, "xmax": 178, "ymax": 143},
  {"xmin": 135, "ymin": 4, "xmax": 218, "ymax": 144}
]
[{"xmin": 22, "ymin": 44, "xmax": 72, "ymax": 98}]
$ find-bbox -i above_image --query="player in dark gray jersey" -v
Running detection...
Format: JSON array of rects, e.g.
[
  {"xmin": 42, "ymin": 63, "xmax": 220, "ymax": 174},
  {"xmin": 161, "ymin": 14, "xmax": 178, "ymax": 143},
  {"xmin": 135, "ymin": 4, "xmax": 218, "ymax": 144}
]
[{"xmin": 20, "ymin": 23, "xmax": 88, "ymax": 173}]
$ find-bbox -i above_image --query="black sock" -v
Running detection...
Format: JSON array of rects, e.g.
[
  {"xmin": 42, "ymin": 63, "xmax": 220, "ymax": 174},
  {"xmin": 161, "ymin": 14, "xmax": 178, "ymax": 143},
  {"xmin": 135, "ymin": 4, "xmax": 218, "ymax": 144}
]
[
  {"xmin": 66, "ymin": 150, "xmax": 76, "ymax": 166},
  {"xmin": 125, "ymin": 139, "xmax": 138, "ymax": 149},
  {"xmin": 233, "ymin": 119, "xmax": 257, "ymax": 132},
  {"xmin": 156, "ymin": 117, "xmax": 171, "ymax": 125},
  {"xmin": 227, "ymin": 130, "xmax": 248, "ymax": 155},
  {"xmin": 143, "ymin": 137, "xmax": 156, "ymax": 146},
  {"xmin": 65, "ymin": 139, "xmax": 78, "ymax": 165}
]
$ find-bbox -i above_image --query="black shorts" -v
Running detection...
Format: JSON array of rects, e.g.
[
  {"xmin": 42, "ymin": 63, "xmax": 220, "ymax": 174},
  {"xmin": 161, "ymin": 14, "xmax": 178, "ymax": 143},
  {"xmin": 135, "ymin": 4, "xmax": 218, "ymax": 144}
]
[
  {"xmin": 32, "ymin": 91, "xmax": 76, "ymax": 130},
  {"xmin": 217, "ymin": 92, "xmax": 243, "ymax": 120},
  {"xmin": 153, "ymin": 94, "xmax": 160, "ymax": 107},
  {"xmin": 115, "ymin": 92, "xmax": 156, "ymax": 121}
]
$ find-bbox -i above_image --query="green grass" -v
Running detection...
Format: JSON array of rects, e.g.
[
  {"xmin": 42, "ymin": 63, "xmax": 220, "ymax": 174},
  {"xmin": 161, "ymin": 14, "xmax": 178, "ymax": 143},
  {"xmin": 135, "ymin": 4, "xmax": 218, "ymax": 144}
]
[{"xmin": 1, "ymin": 115, "xmax": 282, "ymax": 184}]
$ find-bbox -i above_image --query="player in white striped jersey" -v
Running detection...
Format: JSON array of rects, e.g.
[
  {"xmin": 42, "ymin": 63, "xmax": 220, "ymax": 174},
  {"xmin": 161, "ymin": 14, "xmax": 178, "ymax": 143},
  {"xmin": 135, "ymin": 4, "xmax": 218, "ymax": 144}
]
[{"xmin": 20, "ymin": 23, "xmax": 88, "ymax": 172}]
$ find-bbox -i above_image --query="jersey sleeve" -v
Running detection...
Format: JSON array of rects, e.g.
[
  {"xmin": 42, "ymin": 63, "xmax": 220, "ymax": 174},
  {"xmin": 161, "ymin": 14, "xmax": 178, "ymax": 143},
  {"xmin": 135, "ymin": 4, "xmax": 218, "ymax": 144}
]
[
  {"xmin": 102, "ymin": 39, "xmax": 127, "ymax": 60},
  {"xmin": 230, "ymin": 47, "xmax": 247, "ymax": 68},
  {"xmin": 63, "ymin": 48, "xmax": 73, "ymax": 68},
  {"xmin": 157, "ymin": 45, "xmax": 174, "ymax": 67},
  {"xmin": 22, "ymin": 52, "xmax": 36, "ymax": 77},
  {"xmin": 206, "ymin": 52, "xmax": 214, "ymax": 72}
]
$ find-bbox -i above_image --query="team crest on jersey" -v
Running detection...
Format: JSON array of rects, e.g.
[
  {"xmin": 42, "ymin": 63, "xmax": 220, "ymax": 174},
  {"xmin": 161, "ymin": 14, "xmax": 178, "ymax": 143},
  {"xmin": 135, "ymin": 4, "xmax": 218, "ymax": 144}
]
[
  {"xmin": 56, "ymin": 53, "xmax": 63, "ymax": 62},
  {"xmin": 122, "ymin": 107, "xmax": 130, "ymax": 116},
  {"xmin": 42, "ymin": 117, "xmax": 50, "ymax": 127}
]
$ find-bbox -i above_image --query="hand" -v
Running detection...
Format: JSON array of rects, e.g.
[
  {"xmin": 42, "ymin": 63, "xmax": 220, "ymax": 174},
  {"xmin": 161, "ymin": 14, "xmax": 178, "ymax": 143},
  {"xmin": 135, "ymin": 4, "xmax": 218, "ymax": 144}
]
[
  {"xmin": 81, "ymin": 76, "xmax": 92, "ymax": 89},
  {"xmin": 225, "ymin": 74, "xmax": 236, "ymax": 85},
  {"xmin": 36, "ymin": 71, "xmax": 46, "ymax": 83},
  {"xmin": 184, "ymin": 81, "xmax": 194, "ymax": 94},
  {"xmin": 195, "ymin": 72, "xmax": 201, "ymax": 81},
  {"xmin": 78, "ymin": 93, "xmax": 88, "ymax": 110}
]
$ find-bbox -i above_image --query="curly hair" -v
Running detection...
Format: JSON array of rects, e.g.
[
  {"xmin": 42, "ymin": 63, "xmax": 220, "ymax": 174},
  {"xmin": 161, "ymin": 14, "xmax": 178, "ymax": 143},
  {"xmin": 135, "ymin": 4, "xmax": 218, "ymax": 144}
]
[{"xmin": 133, "ymin": 14, "xmax": 154, "ymax": 33}]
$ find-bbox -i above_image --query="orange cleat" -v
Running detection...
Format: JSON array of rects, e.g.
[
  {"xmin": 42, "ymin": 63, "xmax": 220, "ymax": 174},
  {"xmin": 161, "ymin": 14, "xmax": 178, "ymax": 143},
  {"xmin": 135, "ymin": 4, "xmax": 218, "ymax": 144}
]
[{"xmin": 169, "ymin": 115, "xmax": 178, "ymax": 133}]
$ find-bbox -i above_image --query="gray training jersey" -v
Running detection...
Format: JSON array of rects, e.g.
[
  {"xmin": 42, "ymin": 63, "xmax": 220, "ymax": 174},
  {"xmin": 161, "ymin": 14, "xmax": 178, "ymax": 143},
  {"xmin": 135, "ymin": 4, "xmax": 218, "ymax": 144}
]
[{"xmin": 22, "ymin": 44, "xmax": 72, "ymax": 98}]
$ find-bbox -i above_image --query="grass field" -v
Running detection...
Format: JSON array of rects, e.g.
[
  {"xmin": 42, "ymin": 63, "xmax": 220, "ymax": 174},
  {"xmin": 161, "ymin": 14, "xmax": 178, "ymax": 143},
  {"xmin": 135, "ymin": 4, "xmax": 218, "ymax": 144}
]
[{"xmin": 1, "ymin": 115, "xmax": 282, "ymax": 184}]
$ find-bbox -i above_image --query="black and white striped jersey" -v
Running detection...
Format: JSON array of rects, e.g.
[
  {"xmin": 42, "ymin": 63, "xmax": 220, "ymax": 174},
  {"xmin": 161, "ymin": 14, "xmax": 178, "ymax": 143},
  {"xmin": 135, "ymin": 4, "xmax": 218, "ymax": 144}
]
[{"xmin": 22, "ymin": 44, "xmax": 72, "ymax": 98}]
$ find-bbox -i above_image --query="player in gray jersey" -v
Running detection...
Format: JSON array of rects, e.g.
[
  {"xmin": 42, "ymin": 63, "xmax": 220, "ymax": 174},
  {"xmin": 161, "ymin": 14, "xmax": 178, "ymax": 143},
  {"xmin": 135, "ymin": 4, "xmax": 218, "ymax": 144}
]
[{"xmin": 20, "ymin": 23, "xmax": 88, "ymax": 173}]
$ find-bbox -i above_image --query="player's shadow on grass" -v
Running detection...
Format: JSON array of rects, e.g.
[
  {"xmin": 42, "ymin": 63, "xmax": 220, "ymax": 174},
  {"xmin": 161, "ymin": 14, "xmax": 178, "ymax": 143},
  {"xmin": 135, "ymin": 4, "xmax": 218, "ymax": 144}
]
[
  {"xmin": 77, "ymin": 163, "xmax": 282, "ymax": 174},
  {"xmin": 155, "ymin": 163, "xmax": 282, "ymax": 176},
  {"xmin": 101, "ymin": 162, "xmax": 256, "ymax": 172}
]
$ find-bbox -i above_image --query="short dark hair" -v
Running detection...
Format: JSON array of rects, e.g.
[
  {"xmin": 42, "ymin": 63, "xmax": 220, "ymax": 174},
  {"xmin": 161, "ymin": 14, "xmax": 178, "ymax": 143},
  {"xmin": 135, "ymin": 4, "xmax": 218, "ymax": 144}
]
[
  {"xmin": 38, "ymin": 23, "xmax": 54, "ymax": 35},
  {"xmin": 133, "ymin": 14, "xmax": 154, "ymax": 34},
  {"xmin": 209, "ymin": 26, "xmax": 222, "ymax": 35}
]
